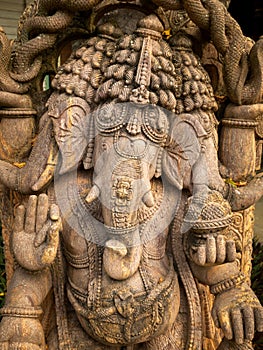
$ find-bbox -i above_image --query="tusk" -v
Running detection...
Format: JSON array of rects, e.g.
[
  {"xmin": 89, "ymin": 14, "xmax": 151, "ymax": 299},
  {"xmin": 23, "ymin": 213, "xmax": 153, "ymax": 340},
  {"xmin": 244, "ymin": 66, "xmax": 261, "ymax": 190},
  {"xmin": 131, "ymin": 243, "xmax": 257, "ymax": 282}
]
[
  {"xmin": 142, "ymin": 190, "xmax": 155, "ymax": 207},
  {"xmin": 31, "ymin": 141, "xmax": 58, "ymax": 192},
  {"xmin": 85, "ymin": 184, "xmax": 100, "ymax": 204}
]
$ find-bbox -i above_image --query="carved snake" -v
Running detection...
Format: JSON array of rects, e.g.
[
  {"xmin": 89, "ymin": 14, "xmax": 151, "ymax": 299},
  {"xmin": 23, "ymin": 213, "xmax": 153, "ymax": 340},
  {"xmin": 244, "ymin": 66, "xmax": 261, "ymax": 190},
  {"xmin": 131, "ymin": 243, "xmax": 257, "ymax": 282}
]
[
  {"xmin": 182, "ymin": 0, "xmax": 263, "ymax": 105},
  {"xmin": 152, "ymin": 0, "xmax": 262, "ymax": 105},
  {"xmin": 0, "ymin": 28, "xmax": 29, "ymax": 93},
  {"xmin": 6, "ymin": 0, "xmax": 263, "ymax": 104},
  {"xmin": 10, "ymin": 0, "xmax": 103, "ymax": 84}
]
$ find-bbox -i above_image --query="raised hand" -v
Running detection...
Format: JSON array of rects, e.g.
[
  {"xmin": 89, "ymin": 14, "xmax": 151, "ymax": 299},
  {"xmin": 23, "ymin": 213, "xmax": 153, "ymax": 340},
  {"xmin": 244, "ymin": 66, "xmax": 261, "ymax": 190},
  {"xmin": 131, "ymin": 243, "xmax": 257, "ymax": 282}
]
[{"xmin": 12, "ymin": 194, "xmax": 61, "ymax": 271}]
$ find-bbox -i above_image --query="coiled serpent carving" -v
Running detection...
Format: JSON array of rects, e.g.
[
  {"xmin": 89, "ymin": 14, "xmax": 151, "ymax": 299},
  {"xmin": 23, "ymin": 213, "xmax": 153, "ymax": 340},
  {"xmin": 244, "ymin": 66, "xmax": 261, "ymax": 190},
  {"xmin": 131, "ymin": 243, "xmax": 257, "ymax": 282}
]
[{"xmin": 0, "ymin": 0, "xmax": 262, "ymax": 105}]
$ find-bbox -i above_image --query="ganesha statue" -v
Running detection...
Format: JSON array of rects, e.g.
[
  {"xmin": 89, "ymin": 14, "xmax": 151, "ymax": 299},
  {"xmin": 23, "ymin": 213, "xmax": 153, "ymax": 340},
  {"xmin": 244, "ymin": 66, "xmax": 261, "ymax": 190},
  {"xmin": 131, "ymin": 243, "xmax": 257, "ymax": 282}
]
[{"xmin": 0, "ymin": 0, "xmax": 262, "ymax": 349}]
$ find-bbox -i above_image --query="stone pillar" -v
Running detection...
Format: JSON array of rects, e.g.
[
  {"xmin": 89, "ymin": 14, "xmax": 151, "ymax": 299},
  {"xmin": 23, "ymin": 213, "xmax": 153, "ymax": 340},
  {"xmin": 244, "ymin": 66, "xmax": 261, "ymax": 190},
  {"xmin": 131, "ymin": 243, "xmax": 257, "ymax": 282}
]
[{"xmin": 219, "ymin": 103, "xmax": 263, "ymax": 281}]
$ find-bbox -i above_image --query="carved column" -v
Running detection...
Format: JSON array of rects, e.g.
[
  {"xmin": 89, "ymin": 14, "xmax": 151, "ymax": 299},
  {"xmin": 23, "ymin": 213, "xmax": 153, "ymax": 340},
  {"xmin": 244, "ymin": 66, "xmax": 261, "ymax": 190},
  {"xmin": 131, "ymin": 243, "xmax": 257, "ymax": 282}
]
[
  {"xmin": 219, "ymin": 105, "xmax": 259, "ymax": 182},
  {"xmin": 219, "ymin": 104, "xmax": 262, "ymax": 281}
]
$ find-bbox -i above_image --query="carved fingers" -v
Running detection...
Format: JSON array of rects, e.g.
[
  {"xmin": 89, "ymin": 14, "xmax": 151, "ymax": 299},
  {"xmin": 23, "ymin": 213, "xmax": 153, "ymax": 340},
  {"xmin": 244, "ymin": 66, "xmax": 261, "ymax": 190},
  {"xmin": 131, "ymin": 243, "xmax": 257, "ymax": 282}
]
[
  {"xmin": 41, "ymin": 204, "xmax": 61, "ymax": 265},
  {"xmin": 216, "ymin": 306, "xmax": 263, "ymax": 344},
  {"xmin": 12, "ymin": 194, "xmax": 62, "ymax": 271},
  {"xmin": 212, "ymin": 285, "xmax": 263, "ymax": 345},
  {"xmin": 188, "ymin": 233, "xmax": 236, "ymax": 266},
  {"xmin": 22, "ymin": 195, "xmax": 38, "ymax": 234},
  {"xmin": 35, "ymin": 194, "xmax": 49, "ymax": 237}
]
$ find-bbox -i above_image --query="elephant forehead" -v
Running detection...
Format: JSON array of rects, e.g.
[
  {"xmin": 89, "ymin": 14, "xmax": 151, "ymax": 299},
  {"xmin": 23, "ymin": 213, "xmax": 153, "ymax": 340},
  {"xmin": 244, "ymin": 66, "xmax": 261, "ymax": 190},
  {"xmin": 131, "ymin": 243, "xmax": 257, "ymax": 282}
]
[
  {"xmin": 113, "ymin": 131, "xmax": 161, "ymax": 163},
  {"xmin": 116, "ymin": 135, "xmax": 147, "ymax": 155}
]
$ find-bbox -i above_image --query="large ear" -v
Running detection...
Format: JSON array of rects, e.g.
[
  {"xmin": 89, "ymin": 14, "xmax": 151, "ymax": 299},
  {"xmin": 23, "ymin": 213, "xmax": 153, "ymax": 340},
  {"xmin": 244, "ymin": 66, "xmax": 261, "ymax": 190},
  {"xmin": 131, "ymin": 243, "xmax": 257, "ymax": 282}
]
[
  {"xmin": 162, "ymin": 114, "xmax": 207, "ymax": 189},
  {"xmin": 49, "ymin": 96, "xmax": 94, "ymax": 175}
]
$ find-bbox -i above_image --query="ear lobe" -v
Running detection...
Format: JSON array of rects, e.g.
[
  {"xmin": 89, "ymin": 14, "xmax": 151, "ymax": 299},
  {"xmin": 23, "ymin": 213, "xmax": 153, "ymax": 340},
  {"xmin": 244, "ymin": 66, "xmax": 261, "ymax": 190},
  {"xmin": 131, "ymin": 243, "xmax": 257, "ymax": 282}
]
[
  {"xmin": 50, "ymin": 98, "xmax": 94, "ymax": 175},
  {"xmin": 57, "ymin": 128, "xmax": 88, "ymax": 175},
  {"xmin": 162, "ymin": 114, "xmax": 206, "ymax": 189}
]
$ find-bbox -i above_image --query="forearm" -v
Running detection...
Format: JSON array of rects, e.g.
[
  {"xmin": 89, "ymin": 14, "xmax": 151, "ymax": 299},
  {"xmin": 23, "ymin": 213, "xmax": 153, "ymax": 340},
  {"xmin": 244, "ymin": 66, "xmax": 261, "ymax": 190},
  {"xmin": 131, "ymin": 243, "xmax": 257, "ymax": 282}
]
[
  {"xmin": 189, "ymin": 260, "xmax": 240, "ymax": 286},
  {"xmin": 5, "ymin": 267, "xmax": 52, "ymax": 307}
]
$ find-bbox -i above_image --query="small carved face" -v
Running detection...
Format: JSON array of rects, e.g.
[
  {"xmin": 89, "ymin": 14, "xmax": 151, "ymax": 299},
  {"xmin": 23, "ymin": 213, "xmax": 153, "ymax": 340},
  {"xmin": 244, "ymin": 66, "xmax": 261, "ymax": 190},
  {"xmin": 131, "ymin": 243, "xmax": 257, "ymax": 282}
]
[
  {"xmin": 147, "ymin": 107, "xmax": 165, "ymax": 132},
  {"xmin": 115, "ymin": 179, "xmax": 132, "ymax": 200},
  {"xmin": 143, "ymin": 105, "xmax": 169, "ymax": 142}
]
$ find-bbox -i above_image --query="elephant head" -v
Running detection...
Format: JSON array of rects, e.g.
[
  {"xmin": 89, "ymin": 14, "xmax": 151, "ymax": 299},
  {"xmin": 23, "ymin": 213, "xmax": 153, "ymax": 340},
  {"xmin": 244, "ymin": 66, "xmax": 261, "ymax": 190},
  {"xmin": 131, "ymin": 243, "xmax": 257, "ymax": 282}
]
[{"xmin": 51, "ymin": 100, "xmax": 182, "ymax": 280}]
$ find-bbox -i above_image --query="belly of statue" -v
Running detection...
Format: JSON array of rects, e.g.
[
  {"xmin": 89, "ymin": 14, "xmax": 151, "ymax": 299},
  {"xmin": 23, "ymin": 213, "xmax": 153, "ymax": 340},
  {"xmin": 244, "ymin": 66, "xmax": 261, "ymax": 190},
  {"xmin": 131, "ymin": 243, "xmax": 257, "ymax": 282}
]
[{"xmin": 67, "ymin": 252, "xmax": 180, "ymax": 346}]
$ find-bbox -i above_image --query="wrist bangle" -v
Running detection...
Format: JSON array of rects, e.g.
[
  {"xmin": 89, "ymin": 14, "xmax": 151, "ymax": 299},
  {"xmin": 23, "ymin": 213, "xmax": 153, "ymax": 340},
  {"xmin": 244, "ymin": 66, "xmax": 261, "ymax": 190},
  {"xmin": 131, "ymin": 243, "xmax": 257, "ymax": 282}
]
[
  {"xmin": 210, "ymin": 272, "xmax": 246, "ymax": 295},
  {"xmin": 0, "ymin": 306, "xmax": 43, "ymax": 318}
]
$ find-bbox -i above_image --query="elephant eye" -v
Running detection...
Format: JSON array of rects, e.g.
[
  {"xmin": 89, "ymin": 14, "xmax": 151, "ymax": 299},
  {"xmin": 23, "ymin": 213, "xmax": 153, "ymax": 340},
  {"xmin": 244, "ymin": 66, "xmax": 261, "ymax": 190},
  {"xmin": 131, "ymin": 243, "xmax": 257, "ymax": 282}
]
[{"xmin": 102, "ymin": 142, "xmax": 108, "ymax": 151}]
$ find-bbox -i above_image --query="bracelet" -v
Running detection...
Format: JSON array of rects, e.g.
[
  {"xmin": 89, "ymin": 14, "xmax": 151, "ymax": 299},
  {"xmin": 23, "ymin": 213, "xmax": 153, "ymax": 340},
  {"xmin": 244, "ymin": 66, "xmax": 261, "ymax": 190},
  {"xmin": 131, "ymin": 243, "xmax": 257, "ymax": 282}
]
[
  {"xmin": 0, "ymin": 306, "xmax": 43, "ymax": 318},
  {"xmin": 0, "ymin": 108, "xmax": 37, "ymax": 118},
  {"xmin": 222, "ymin": 119, "xmax": 259, "ymax": 128},
  {"xmin": 210, "ymin": 273, "xmax": 246, "ymax": 295},
  {"xmin": 63, "ymin": 248, "xmax": 90, "ymax": 269}
]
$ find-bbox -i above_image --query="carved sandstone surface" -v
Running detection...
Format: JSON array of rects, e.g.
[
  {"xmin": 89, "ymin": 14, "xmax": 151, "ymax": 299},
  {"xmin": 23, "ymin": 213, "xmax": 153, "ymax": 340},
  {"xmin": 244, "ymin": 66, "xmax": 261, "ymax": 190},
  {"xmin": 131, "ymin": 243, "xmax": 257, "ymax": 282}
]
[{"xmin": 0, "ymin": 1, "xmax": 262, "ymax": 350}]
